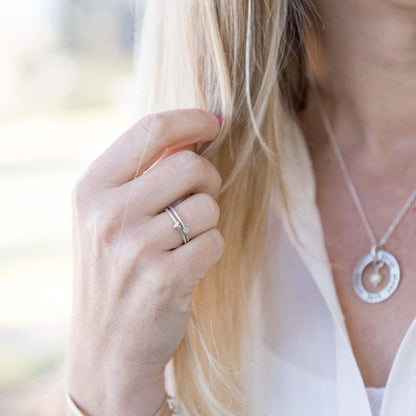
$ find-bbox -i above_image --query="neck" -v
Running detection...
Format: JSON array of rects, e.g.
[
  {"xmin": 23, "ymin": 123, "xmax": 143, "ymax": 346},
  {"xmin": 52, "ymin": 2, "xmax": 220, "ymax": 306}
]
[{"xmin": 303, "ymin": 0, "xmax": 416, "ymax": 160}]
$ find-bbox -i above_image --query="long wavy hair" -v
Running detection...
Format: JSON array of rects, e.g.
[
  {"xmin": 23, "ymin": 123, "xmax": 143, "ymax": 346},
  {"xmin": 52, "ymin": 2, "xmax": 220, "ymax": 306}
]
[{"xmin": 133, "ymin": 1, "xmax": 321, "ymax": 415}]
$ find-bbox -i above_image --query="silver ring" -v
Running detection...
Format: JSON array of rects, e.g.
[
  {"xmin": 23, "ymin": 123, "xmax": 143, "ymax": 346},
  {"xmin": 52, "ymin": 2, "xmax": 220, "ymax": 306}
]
[{"xmin": 164, "ymin": 204, "xmax": 190, "ymax": 244}]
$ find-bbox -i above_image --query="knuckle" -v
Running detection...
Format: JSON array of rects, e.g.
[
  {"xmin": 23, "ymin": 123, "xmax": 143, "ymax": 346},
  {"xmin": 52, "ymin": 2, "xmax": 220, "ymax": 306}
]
[
  {"xmin": 213, "ymin": 169, "xmax": 223, "ymax": 191},
  {"xmin": 71, "ymin": 171, "xmax": 91, "ymax": 206},
  {"xmin": 89, "ymin": 208, "xmax": 113, "ymax": 243},
  {"xmin": 112, "ymin": 230, "xmax": 152, "ymax": 276},
  {"xmin": 174, "ymin": 295, "xmax": 193, "ymax": 314},
  {"xmin": 84, "ymin": 203, "xmax": 119, "ymax": 245},
  {"xmin": 176, "ymin": 149, "xmax": 205, "ymax": 176},
  {"xmin": 139, "ymin": 112, "xmax": 170, "ymax": 138},
  {"xmin": 144, "ymin": 263, "xmax": 175, "ymax": 297},
  {"xmin": 127, "ymin": 228, "xmax": 151, "ymax": 259},
  {"xmin": 71, "ymin": 162, "xmax": 105, "ymax": 209},
  {"xmin": 200, "ymin": 159, "xmax": 223, "ymax": 193},
  {"xmin": 199, "ymin": 193, "xmax": 220, "ymax": 222},
  {"xmin": 135, "ymin": 227, "xmax": 153, "ymax": 254},
  {"xmin": 207, "ymin": 228, "xmax": 225, "ymax": 257}
]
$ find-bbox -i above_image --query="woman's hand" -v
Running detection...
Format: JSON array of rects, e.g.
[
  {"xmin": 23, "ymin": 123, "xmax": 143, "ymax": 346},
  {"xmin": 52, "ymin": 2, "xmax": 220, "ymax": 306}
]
[{"xmin": 66, "ymin": 109, "xmax": 225, "ymax": 415}]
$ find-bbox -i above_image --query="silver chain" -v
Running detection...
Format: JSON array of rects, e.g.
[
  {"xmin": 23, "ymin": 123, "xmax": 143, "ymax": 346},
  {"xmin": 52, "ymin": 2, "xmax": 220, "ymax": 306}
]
[{"xmin": 307, "ymin": 71, "xmax": 416, "ymax": 250}]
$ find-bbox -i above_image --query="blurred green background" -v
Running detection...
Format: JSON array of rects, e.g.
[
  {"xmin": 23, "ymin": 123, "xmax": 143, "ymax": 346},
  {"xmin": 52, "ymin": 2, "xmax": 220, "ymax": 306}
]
[{"xmin": 0, "ymin": 1, "xmax": 144, "ymax": 413}]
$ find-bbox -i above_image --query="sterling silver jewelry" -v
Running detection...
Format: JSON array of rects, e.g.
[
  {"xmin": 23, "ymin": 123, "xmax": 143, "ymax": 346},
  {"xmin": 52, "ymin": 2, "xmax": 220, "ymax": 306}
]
[
  {"xmin": 307, "ymin": 71, "xmax": 416, "ymax": 303},
  {"xmin": 165, "ymin": 204, "xmax": 190, "ymax": 244}
]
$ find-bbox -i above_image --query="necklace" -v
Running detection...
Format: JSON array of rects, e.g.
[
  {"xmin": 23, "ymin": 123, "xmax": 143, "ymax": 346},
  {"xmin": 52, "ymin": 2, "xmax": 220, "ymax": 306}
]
[{"xmin": 307, "ymin": 71, "xmax": 416, "ymax": 304}]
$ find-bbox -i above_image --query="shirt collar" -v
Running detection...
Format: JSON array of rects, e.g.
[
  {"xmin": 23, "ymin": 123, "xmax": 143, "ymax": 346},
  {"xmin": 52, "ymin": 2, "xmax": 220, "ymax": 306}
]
[
  {"xmin": 273, "ymin": 125, "xmax": 348, "ymax": 338},
  {"xmin": 273, "ymin": 124, "xmax": 416, "ymax": 415}
]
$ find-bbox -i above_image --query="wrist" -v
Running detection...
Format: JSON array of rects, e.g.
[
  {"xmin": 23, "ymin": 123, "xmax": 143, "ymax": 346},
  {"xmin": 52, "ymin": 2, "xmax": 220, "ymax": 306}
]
[
  {"xmin": 67, "ymin": 377, "xmax": 167, "ymax": 416},
  {"xmin": 109, "ymin": 374, "xmax": 168, "ymax": 416},
  {"xmin": 66, "ymin": 357, "xmax": 168, "ymax": 416},
  {"xmin": 66, "ymin": 383, "xmax": 170, "ymax": 416}
]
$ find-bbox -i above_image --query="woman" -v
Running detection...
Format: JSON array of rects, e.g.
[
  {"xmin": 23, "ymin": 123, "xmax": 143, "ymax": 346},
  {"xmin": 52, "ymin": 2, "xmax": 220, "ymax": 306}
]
[{"xmin": 64, "ymin": 0, "xmax": 416, "ymax": 415}]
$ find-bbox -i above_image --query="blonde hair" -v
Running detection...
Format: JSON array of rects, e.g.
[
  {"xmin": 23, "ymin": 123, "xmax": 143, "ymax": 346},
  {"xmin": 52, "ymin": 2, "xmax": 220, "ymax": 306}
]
[
  {"xmin": 8, "ymin": 2, "xmax": 328, "ymax": 415},
  {"xmin": 134, "ymin": 1, "xmax": 320, "ymax": 415}
]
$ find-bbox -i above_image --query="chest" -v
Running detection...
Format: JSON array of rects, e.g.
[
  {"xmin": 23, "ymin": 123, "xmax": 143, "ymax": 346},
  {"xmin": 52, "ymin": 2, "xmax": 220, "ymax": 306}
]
[{"xmin": 310, "ymin": 147, "xmax": 416, "ymax": 388}]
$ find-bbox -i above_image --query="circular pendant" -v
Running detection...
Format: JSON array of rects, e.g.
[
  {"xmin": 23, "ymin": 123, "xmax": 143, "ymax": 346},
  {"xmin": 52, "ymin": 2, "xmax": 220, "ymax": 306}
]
[{"xmin": 353, "ymin": 249, "xmax": 400, "ymax": 303}]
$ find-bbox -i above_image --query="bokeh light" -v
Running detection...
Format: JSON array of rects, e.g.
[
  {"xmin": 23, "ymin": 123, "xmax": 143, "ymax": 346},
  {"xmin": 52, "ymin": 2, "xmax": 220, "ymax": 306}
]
[{"xmin": 0, "ymin": 1, "xmax": 145, "ymax": 413}]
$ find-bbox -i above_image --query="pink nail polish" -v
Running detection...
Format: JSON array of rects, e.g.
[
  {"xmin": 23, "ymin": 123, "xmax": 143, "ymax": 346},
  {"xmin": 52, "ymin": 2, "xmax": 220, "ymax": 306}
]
[{"xmin": 213, "ymin": 114, "xmax": 223, "ymax": 126}]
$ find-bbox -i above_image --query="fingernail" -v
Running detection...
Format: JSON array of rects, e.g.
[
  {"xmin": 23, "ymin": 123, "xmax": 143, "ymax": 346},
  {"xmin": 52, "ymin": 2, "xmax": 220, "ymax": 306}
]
[
  {"xmin": 213, "ymin": 113, "xmax": 231, "ymax": 131},
  {"xmin": 213, "ymin": 114, "xmax": 223, "ymax": 126}
]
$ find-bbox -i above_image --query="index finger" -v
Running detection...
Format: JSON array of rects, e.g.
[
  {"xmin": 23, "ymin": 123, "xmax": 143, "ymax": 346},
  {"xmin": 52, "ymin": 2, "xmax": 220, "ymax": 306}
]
[{"xmin": 85, "ymin": 108, "xmax": 222, "ymax": 189}]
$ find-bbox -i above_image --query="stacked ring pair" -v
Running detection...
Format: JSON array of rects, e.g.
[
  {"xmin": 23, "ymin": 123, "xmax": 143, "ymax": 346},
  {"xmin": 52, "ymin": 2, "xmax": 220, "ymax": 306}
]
[{"xmin": 164, "ymin": 204, "xmax": 190, "ymax": 244}]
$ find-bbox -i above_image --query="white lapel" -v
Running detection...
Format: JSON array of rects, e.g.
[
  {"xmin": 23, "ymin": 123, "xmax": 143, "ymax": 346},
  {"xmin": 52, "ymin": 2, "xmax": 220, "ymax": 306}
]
[{"xmin": 274, "ymin": 127, "xmax": 374, "ymax": 415}]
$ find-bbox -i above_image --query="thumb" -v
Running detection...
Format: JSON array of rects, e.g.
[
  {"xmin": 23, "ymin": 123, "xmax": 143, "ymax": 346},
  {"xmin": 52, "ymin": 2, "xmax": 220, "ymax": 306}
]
[
  {"xmin": 145, "ymin": 143, "xmax": 198, "ymax": 172},
  {"xmin": 160, "ymin": 143, "xmax": 198, "ymax": 160}
]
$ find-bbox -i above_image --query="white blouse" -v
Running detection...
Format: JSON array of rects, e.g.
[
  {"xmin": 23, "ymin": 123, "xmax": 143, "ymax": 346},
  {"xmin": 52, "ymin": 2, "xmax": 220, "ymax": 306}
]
[
  {"xmin": 164, "ymin": 128, "xmax": 416, "ymax": 415},
  {"xmin": 367, "ymin": 387, "xmax": 385, "ymax": 416}
]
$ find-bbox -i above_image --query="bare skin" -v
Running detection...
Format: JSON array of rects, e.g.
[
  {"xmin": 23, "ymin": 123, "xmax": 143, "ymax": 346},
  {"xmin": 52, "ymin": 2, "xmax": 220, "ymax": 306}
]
[
  {"xmin": 66, "ymin": 109, "xmax": 227, "ymax": 415},
  {"xmin": 300, "ymin": 0, "xmax": 416, "ymax": 388}
]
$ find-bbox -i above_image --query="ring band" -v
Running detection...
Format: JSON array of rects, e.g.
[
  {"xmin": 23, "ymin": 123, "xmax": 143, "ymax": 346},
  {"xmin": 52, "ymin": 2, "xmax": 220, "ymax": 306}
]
[{"xmin": 164, "ymin": 204, "xmax": 190, "ymax": 244}]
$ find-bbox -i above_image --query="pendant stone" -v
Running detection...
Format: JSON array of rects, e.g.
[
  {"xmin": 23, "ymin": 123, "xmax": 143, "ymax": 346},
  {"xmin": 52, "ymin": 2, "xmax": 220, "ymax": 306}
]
[
  {"xmin": 369, "ymin": 271, "xmax": 383, "ymax": 288},
  {"xmin": 353, "ymin": 249, "xmax": 400, "ymax": 303}
]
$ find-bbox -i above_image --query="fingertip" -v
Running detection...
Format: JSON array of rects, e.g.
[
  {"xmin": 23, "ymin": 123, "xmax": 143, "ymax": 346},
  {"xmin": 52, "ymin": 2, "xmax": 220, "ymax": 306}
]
[
  {"xmin": 212, "ymin": 113, "xmax": 231, "ymax": 131},
  {"xmin": 212, "ymin": 114, "xmax": 223, "ymax": 126}
]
